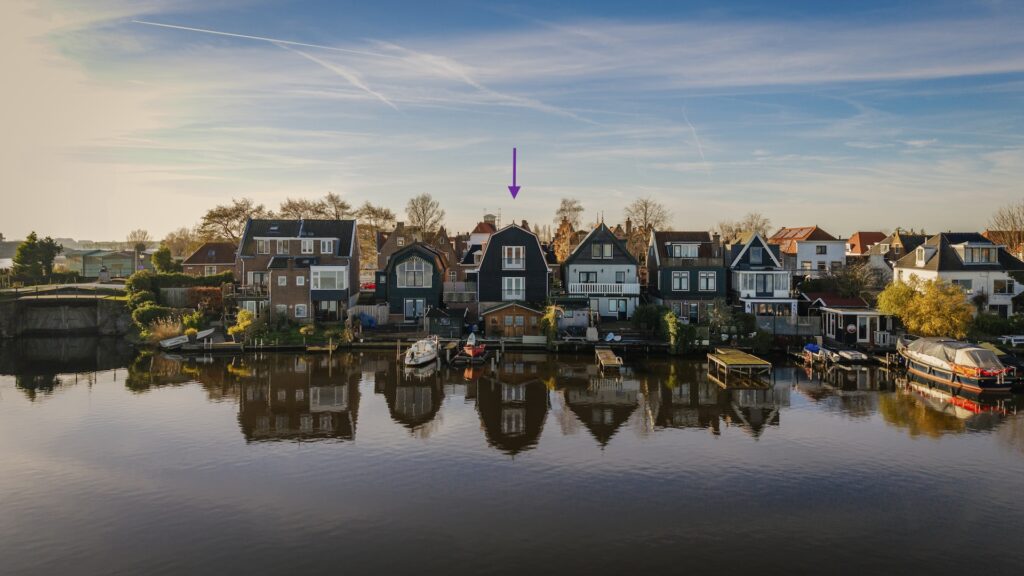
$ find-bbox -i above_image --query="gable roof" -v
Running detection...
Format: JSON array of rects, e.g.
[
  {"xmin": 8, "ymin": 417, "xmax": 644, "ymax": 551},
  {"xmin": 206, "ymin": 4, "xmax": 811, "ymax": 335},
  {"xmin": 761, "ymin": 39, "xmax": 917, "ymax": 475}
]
[
  {"xmin": 183, "ymin": 242, "xmax": 236, "ymax": 265},
  {"xmin": 383, "ymin": 241, "xmax": 447, "ymax": 273},
  {"xmin": 480, "ymin": 301, "xmax": 543, "ymax": 316},
  {"xmin": 802, "ymin": 292, "xmax": 869, "ymax": 308},
  {"xmin": 769, "ymin": 226, "xmax": 838, "ymax": 255},
  {"xmin": 477, "ymin": 222, "xmax": 550, "ymax": 271},
  {"xmin": 729, "ymin": 232, "xmax": 783, "ymax": 269},
  {"xmin": 472, "ymin": 221, "xmax": 497, "ymax": 235},
  {"xmin": 894, "ymin": 232, "xmax": 1024, "ymax": 272},
  {"xmin": 564, "ymin": 222, "xmax": 639, "ymax": 266},
  {"xmin": 846, "ymin": 232, "xmax": 886, "ymax": 255}
]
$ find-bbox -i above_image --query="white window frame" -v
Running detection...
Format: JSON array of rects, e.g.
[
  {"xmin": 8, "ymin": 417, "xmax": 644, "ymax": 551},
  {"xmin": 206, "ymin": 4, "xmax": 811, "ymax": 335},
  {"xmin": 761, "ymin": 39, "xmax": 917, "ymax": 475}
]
[
  {"xmin": 699, "ymin": 271, "xmax": 716, "ymax": 291},
  {"xmin": 502, "ymin": 276, "xmax": 525, "ymax": 300},
  {"xmin": 276, "ymin": 239, "xmax": 289, "ymax": 254},
  {"xmin": 204, "ymin": 265, "xmax": 217, "ymax": 276},
  {"xmin": 311, "ymin": 266, "xmax": 349, "ymax": 291},
  {"xmin": 301, "ymin": 239, "xmax": 314, "ymax": 254},
  {"xmin": 296, "ymin": 275, "xmax": 305, "ymax": 287},
  {"xmin": 396, "ymin": 257, "xmax": 431, "ymax": 288},
  {"xmin": 320, "ymin": 239, "xmax": 333, "ymax": 254},
  {"xmin": 750, "ymin": 246, "xmax": 763, "ymax": 265},
  {"xmin": 671, "ymin": 271, "xmax": 689, "ymax": 291},
  {"xmin": 278, "ymin": 275, "xmax": 287, "ymax": 287},
  {"xmin": 256, "ymin": 239, "xmax": 270, "ymax": 254},
  {"xmin": 503, "ymin": 246, "xmax": 525, "ymax": 269},
  {"xmin": 671, "ymin": 244, "xmax": 698, "ymax": 258},
  {"xmin": 294, "ymin": 304, "xmax": 308, "ymax": 318}
]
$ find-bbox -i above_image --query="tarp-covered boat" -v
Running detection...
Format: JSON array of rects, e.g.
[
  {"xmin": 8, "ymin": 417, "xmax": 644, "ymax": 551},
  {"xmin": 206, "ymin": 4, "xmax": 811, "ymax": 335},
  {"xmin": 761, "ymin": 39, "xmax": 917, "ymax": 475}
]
[{"xmin": 897, "ymin": 336, "xmax": 1015, "ymax": 394}]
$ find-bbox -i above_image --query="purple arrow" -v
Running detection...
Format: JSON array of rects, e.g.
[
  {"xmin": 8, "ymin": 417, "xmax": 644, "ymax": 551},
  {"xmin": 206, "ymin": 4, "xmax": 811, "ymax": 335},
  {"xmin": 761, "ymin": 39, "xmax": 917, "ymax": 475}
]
[{"xmin": 508, "ymin": 147, "xmax": 520, "ymax": 199}]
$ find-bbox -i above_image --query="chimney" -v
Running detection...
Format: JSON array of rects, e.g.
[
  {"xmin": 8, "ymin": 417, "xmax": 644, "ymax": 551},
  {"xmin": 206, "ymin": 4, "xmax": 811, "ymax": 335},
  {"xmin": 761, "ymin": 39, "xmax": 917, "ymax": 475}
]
[
  {"xmin": 626, "ymin": 218, "xmax": 633, "ymax": 237},
  {"xmin": 521, "ymin": 219, "xmax": 530, "ymax": 231}
]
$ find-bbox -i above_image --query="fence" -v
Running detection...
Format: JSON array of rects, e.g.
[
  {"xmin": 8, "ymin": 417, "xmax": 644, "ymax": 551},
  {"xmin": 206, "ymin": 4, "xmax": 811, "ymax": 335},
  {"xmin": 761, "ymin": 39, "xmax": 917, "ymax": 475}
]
[
  {"xmin": 755, "ymin": 315, "xmax": 822, "ymax": 336},
  {"xmin": 160, "ymin": 287, "xmax": 191, "ymax": 308},
  {"xmin": 349, "ymin": 304, "xmax": 389, "ymax": 325}
]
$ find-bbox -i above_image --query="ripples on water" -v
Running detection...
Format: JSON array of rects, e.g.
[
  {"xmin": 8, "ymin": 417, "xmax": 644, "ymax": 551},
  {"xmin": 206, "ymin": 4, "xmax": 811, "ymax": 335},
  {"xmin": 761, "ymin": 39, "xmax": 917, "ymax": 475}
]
[{"xmin": 1, "ymin": 338, "xmax": 1023, "ymax": 576}]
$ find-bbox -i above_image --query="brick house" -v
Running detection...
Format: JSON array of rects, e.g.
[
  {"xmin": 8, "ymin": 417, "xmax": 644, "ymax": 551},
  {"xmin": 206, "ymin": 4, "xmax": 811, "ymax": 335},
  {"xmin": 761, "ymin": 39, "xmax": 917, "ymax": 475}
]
[
  {"xmin": 182, "ymin": 242, "xmax": 237, "ymax": 277},
  {"xmin": 235, "ymin": 219, "xmax": 359, "ymax": 323}
]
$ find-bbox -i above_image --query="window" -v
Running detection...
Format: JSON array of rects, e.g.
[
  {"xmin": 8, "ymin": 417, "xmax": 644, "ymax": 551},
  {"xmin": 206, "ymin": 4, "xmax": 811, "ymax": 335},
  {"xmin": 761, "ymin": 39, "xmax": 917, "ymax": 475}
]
[
  {"xmin": 396, "ymin": 257, "xmax": 431, "ymax": 288},
  {"xmin": 609, "ymin": 299, "xmax": 619, "ymax": 312},
  {"xmin": 204, "ymin": 265, "xmax": 218, "ymax": 276},
  {"xmin": 276, "ymin": 239, "xmax": 289, "ymax": 254},
  {"xmin": 503, "ymin": 246, "xmax": 525, "ymax": 269},
  {"xmin": 916, "ymin": 247, "xmax": 926, "ymax": 266},
  {"xmin": 579, "ymin": 271, "xmax": 597, "ymax": 283},
  {"xmin": 311, "ymin": 268, "xmax": 348, "ymax": 290},
  {"xmin": 502, "ymin": 383, "xmax": 526, "ymax": 402},
  {"xmin": 817, "ymin": 262, "xmax": 827, "ymax": 271},
  {"xmin": 295, "ymin": 304, "xmax": 308, "ymax": 318},
  {"xmin": 671, "ymin": 271, "xmax": 689, "ymax": 291},
  {"xmin": 448, "ymin": 271, "xmax": 457, "ymax": 282},
  {"xmin": 815, "ymin": 245, "xmax": 827, "ymax": 255},
  {"xmin": 320, "ymin": 239, "xmax": 333, "ymax": 254},
  {"xmin": 301, "ymin": 239, "xmax": 314, "ymax": 254},
  {"xmin": 750, "ymin": 246, "xmax": 763, "ymax": 265},
  {"xmin": 503, "ymin": 276, "xmax": 525, "ymax": 300},
  {"xmin": 964, "ymin": 246, "xmax": 997, "ymax": 264},
  {"xmin": 670, "ymin": 244, "xmax": 699, "ymax": 258},
  {"xmin": 830, "ymin": 261, "xmax": 843, "ymax": 270},
  {"xmin": 396, "ymin": 237, "xmax": 405, "ymax": 247},
  {"xmin": 994, "ymin": 279, "xmax": 1015, "ymax": 295},
  {"xmin": 615, "ymin": 271, "xmax": 625, "ymax": 283},
  {"xmin": 275, "ymin": 304, "xmax": 288, "ymax": 315},
  {"xmin": 515, "ymin": 315, "xmax": 524, "ymax": 326},
  {"xmin": 591, "ymin": 243, "xmax": 614, "ymax": 259},
  {"xmin": 278, "ymin": 275, "xmax": 287, "ymax": 287},
  {"xmin": 699, "ymin": 271, "xmax": 716, "ymax": 291},
  {"xmin": 951, "ymin": 279, "xmax": 973, "ymax": 292},
  {"xmin": 257, "ymin": 239, "xmax": 270, "ymax": 254},
  {"xmin": 800, "ymin": 261, "xmax": 812, "ymax": 270},
  {"xmin": 531, "ymin": 316, "xmax": 538, "ymax": 326},
  {"xmin": 505, "ymin": 315, "xmax": 513, "ymax": 326},
  {"xmin": 296, "ymin": 276, "xmax": 305, "ymax": 287}
]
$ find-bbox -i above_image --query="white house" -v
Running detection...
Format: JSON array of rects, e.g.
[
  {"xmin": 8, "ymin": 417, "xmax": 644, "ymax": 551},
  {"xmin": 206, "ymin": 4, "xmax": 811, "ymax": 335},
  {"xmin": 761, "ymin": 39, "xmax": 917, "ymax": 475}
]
[
  {"xmin": 893, "ymin": 232, "xmax": 1024, "ymax": 318},
  {"xmin": 769, "ymin": 226, "xmax": 846, "ymax": 275},
  {"xmin": 562, "ymin": 223, "xmax": 640, "ymax": 320}
]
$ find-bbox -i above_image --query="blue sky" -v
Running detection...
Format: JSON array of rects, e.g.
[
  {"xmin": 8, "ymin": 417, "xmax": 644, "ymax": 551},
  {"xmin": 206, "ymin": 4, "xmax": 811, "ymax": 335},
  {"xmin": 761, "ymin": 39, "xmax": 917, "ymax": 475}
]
[{"xmin": 3, "ymin": 0, "xmax": 1023, "ymax": 241}]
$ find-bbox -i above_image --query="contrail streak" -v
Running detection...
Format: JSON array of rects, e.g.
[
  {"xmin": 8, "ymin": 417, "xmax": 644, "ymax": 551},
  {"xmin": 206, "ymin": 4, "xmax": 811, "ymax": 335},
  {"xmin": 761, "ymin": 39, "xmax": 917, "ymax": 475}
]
[
  {"xmin": 681, "ymin": 108, "xmax": 710, "ymax": 173},
  {"xmin": 132, "ymin": 20, "xmax": 400, "ymax": 59},
  {"xmin": 274, "ymin": 42, "xmax": 398, "ymax": 110}
]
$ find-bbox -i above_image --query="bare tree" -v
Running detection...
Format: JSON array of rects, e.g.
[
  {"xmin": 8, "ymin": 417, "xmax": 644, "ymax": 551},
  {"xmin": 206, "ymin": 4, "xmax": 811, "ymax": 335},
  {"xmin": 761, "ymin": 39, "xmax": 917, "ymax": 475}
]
[
  {"xmin": 624, "ymin": 196, "xmax": 671, "ymax": 231},
  {"xmin": 162, "ymin": 226, "xmax": 202, "ymax": 258},
  {"xmin": 278, "ymin": 198, "xmax": 323, "ymax": 220},
  {"xmin": 198, "ymin": 198, "xmax": 273, "ymax": 242},
  {"xmin": 555, "ymin": 198, "xmax": 584, "ymax": 228},
  {"xmin": 989, "ymin": 198, "xmax": 1024, "ymax": 257},
  {"xmin": 716, "ymin": 212, "xmax": 772, "ymax": 243},
  {"xmin": 405, "ymin": 193, "xmax": 445, "ymax": 233},
  {"xmin": 126, "ymin": 229, "xmax": 151, "ymax": 252},
  {"xmin": 357, "ymin": 202, "xmax": 397, "ymax": 231},
  {"xmin": 320, "ymin": 192, "xmax": 353, "ymax": 220}
]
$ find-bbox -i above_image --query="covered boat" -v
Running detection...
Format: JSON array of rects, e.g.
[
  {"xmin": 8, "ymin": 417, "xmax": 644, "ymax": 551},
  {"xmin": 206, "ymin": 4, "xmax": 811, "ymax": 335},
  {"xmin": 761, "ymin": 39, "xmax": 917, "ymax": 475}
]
[
  {"xmin": 897, "ymin": 336, "xmax": 1015, "ymax": 394},
  {"xmin": 404, "ymin": 336, "xmax": 439, "ymax": 367},
  {"xmin": 463, "ymin": 332, "xmax": 486, "ymax": 358}
]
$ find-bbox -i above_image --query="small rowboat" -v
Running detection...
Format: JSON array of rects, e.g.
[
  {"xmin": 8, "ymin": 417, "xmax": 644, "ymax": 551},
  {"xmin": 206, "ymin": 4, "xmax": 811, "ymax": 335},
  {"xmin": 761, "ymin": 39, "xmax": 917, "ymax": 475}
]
[{"xmin": 405, "ymin": 336, "xmax": 439, "ymax": 367}]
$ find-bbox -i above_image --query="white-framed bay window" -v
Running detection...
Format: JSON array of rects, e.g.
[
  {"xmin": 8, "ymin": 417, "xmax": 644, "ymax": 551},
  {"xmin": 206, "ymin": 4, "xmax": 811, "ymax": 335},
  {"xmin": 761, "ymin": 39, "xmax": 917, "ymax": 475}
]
[{"xmin": 311, "ymin": 266, "xmax": 349, "ymax": 291}]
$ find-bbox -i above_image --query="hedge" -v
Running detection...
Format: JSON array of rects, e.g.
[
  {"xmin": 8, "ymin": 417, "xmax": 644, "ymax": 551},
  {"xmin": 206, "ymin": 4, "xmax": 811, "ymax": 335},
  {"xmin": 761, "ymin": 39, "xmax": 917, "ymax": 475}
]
[
  {"xmin": 128, "ymin": 290, "xmax": 156, "ymax": 309},
  {"xmin": 131, "ymin": 303, "xmax": 175, "ymax": 327},
  {"xmin": 126, "ymin": 270, "xmax": 234, "ymax": 295}
]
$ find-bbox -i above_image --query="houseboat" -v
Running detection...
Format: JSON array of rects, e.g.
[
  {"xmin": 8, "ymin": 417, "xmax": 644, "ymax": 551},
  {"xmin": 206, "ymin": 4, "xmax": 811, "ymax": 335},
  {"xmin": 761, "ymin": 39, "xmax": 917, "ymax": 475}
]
[{"xmin": 897, "ymin": 336, "xmax": 1016, "ymax": 394}]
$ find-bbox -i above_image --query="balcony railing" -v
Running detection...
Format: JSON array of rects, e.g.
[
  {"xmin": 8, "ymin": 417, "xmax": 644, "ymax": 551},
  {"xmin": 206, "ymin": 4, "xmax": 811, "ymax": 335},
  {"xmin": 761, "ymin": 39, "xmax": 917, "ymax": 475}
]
[
  {"xmin": 444, "ymin": 281, "xmax": 476, "ymax": 293},
  {"xmin": 228, "ymin": 284, "xmax": 269, "ymax": 299},
  {"xmin": 444, "ymin": 281, "xmax": 477, "ymax": 303},
  {"xmin": 661, "ymin": 257, "xmax": 724, "ymax": 268},
  {"xmin": 567, "ymin": 282, "xmax": 640, "ymax": 295},
  {"xmin": 502, "ymin": 290, "xmax": 525, "ymax": 301}
]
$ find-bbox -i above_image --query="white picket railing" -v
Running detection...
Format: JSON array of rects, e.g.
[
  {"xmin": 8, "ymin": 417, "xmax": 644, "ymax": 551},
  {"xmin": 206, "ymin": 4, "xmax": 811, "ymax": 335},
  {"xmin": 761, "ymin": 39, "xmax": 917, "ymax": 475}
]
[{"xmin": 567, "ymin": 283, "xmax": 640, "ymax": 295}]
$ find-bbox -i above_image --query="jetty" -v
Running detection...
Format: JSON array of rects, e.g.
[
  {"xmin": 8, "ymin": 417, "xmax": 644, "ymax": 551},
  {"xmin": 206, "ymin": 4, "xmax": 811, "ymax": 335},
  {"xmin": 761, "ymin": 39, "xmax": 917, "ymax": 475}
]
[
  {"xmin": 707, "ymin": 347, "xmax": 773, "ymax": 389},
  {"xmin": 595, "ymin": 346, "xmax": 624, "ymax": 370}
]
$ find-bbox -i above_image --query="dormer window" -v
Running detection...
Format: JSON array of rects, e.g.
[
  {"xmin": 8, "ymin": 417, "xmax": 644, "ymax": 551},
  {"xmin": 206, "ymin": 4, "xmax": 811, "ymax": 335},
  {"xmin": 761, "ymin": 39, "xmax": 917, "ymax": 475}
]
[
  {"xmin": 257, "ymin": 239, "xmax": 270, "ymax": 254},
  {"xmin": 277, "ymin": 239, "xmax": 289, "ymax": 255},
  {"xmin": 962, "ymin": 246, "xmax": 997, "ymax": 264},
  {"xmin": 669, "ymin": 243, "xmax": 698, "ymax": 258},
  {"xmin": 879, "ymin": 243, "xmax": 890, "ymax": 253},
  {"xmin": 397, "ymin": 237, "xmax": 405, "ymax": 247},
  {"xmin": 916, "ymin": 247, "xmax": 926, "ymax": 266},
  {"xmin": 320, "ymin": 239, "xmax": 333, "ymax": 254},
  {"xmin": 591, "ymin": 243, "xmax": 613, "ymax": 259}
]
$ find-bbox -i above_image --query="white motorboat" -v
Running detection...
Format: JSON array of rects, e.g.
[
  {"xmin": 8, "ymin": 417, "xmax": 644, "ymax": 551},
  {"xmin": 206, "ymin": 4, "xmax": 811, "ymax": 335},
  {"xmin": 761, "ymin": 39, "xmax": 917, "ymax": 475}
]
[{"xmin": 405, "ymin": 336, "xmax": 439, "ymax": 367}]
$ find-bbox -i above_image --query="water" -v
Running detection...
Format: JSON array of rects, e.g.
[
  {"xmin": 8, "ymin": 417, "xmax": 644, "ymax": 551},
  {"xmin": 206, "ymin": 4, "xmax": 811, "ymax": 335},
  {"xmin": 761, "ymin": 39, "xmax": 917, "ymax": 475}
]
[{"xmin": 1, "ymin": 340, "xmax": 1023, "ymax": 575}]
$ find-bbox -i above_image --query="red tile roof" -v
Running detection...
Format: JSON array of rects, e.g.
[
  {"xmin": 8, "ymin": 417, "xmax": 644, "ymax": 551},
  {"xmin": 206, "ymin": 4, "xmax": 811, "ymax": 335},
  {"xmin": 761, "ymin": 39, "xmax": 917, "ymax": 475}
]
[
  {"xmin": 846, "ymin": 231, "xmax": 886, "ymax": 255},
  {"xmin": 769, "ymin": 226, "xmax": 838, "ymax": 255},
  {"xmin": 472, "ymin": 221, "xmax": 497, "ymax": 235}
]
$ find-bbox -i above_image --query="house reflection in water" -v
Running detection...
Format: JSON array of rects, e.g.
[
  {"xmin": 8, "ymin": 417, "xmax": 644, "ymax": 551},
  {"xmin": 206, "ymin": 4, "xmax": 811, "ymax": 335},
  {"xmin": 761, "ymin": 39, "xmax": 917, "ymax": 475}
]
[
  {"xmin": 375, "ymin": 361, "xmax": 444, "ymax": 432},
  {"xmin": 561, "ymin": 365, "xmax": 641, "ymax": 447},
  {"xmin": 653, "ymin": 361, "xmax": 789, "ymax": 437},
  {"xmin": 792, "ymin": 365, "xmax": 894, "ymax": 419},
  {"xmin": 238, "ymin": 354, "xmax": 360, "ymax": 441},
  {"xmin": 475, "ymin": 356, "xmax": 549, "ymax": 455}
]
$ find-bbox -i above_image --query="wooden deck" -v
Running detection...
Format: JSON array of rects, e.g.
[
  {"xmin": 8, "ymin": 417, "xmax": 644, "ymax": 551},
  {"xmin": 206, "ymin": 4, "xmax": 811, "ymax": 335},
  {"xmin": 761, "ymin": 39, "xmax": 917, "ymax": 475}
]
[
  {"xmin": 707, "ymin": 347, "xmax": 772, "ymax": 389},
  {"xmin": 595, "ymin": 346, "xmax": 624, "ymax": 370}
]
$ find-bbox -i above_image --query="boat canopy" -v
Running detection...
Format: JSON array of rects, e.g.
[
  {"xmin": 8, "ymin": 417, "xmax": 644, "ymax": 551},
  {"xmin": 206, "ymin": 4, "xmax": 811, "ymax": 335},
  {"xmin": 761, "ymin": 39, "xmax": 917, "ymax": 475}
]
[{"xmin": 906, "ymin": 338, "xmax": 1004, "ymax": 369}]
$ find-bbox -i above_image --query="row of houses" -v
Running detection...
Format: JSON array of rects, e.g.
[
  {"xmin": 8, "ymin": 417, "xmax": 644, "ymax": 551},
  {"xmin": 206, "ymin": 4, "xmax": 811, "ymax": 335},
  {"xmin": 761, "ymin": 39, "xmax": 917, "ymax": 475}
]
[{"xmin": 175, "ymin": 214, "xmax": 1024, "ymax": 341}]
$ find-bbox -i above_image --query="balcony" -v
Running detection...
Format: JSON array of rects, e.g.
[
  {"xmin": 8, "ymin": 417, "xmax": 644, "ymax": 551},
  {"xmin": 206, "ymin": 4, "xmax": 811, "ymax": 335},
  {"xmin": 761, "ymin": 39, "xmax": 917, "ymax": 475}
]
[
  {"xmin": 444, "ymin": 281, "xmax": 477, "ymax": 303},
  {"xmin": 567, "ymin": 282, "xmax": 640, "ymax": 296},
  {"xmin": 227, "ymin": 284, "xmax": 269, "ymax": 299},
  {"xmin": 661, "ymin": 257, "xmax": 724, "ymax": 268},
  {"xmin": 502, "ymin": 290, "xmax": 525, "ymax": 301}
]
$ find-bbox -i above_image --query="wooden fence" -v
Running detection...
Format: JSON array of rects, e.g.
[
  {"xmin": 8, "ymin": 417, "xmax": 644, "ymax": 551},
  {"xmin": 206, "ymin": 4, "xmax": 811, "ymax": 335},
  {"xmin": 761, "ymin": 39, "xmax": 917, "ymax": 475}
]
[
  {"xmin": 349, "ymin": 304, "xmax": 390, "ymax": 325},
  {"xmin": 160, "ymin": 287, "xmax": 191, "ymax": 308}
]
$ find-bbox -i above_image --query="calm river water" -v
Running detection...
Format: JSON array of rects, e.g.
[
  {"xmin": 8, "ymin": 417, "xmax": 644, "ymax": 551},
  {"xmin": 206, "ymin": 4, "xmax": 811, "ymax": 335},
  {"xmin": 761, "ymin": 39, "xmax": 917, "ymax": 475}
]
[{"xmin": 1, "ymin": 338, "xmax": 1023, "ymax": 575}]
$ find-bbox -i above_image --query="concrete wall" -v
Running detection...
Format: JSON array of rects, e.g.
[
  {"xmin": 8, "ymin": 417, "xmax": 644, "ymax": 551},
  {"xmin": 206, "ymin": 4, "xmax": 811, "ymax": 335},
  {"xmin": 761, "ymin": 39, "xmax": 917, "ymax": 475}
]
[{"xmin": 0, "ymin": 299, "xmax": 133, "ymax": 337}]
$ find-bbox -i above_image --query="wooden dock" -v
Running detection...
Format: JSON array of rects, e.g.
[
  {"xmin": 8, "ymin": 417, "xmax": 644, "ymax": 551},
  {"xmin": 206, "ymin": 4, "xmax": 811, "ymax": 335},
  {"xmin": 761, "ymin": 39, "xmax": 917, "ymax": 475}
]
[
  {"xmin": 707, "ymin": 347, "xmax": 772, "ymax": 389},
  {"xmin": 595, "ymin": 346, "xmax": 624, "ymax": 370}
]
